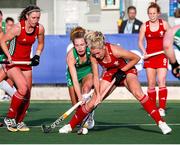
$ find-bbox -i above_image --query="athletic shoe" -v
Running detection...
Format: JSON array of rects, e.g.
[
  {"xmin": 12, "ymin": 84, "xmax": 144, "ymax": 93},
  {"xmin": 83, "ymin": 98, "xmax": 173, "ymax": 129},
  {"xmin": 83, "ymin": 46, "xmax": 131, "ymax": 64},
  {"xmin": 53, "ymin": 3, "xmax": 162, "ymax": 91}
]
[
  {"xmin": 158, "ymin": 121, "xmax": 172, "ymax": 134},
  {"xmin": 59, "ymin": 124, "xmax": 72, "ymax": 133},
  {"xmin": 17, "ymin": 122, "xmax": 30, "ymax": 132},
  {"xmin": 4, "ymin": 117, "xmax": 17, "ymax": 132},
  {"xmin": 83, "ymin": 111, "xmax": 95, "ymax": 129},
  {"xmin": 159, "ymin": 108, "xmax": 166, "ymax": 117},
  {"xmin": 0, "ymin": 95, "xmax": 11, "ymax": 101}
]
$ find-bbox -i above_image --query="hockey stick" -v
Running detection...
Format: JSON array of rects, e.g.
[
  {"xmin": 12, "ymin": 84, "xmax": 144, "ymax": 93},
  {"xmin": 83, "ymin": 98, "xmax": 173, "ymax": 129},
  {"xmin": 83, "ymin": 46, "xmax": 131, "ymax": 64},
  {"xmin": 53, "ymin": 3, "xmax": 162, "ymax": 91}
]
[
  {"xmin": 41, "ymin": 101, "xmax": 82, "ymax": 133},
  {"xmin": 0, "ymin": 61, "xmax": 31, "ymax": 65},
  {"xmin": 77, "ymin": 78, "xmax": 116, "ymax": 134},
  {"xmin": 142, "ymin": 51, "xmax": 164, "ymax": 59},
  {"xmin": 41, "ymin": 90, "xmax": 94, "ymax": 133}
]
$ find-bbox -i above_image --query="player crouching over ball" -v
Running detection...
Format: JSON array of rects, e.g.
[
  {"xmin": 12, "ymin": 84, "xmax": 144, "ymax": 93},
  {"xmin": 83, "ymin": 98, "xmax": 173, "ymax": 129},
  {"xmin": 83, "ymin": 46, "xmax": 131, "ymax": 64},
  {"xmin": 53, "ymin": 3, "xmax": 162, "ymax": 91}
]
[{"xmin": 59, "ymin": 30, "xmax": 172, "ymax": 135}]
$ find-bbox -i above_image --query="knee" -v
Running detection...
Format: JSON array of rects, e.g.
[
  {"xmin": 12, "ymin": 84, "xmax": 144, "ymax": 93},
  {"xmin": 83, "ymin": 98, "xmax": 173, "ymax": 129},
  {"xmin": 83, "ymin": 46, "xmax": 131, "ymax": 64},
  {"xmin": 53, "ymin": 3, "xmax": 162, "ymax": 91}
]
[
  {"xmin": 148, "ymin": 81, "xmax": 156, "ymax": 88},
  {"xmin": 17, "ymin": 85, "xmax": 29, "ymax": 96},
  {"xmin": 157, "ymin": 78, "xmax": 166, "ymax": 86},
  {"xmin": 131, "ymin": 90, "xmax": 144, "ymax": 100}
]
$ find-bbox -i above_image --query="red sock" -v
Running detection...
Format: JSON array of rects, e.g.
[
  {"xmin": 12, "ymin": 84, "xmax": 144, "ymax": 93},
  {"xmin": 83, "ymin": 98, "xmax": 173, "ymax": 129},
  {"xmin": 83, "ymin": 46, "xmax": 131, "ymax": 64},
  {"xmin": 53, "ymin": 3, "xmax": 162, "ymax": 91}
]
[
  {"xmin": 16, "ymin": 99, "xmax": 30, "ymax": 123},
  {"xmin": 140, "ymin": 95, "xmax": 163, "ymax": 124},
  {"xmin": 7, "ymin": 92, "xmax": 24, "ymax": 118},
  {"xmin": 158, "ymin": 87, "xmax": 167, "ymax": 110},
  {"xmin": 69, "ymin": 105, "xmax": 89, "ymax": 129},
  {"xmin": 16, "ymin": 92, "xmax": 31, "ymax": 123},
  {"xmin": 147, "ymin": 88, "xmax": 156, "ymax": 107}
]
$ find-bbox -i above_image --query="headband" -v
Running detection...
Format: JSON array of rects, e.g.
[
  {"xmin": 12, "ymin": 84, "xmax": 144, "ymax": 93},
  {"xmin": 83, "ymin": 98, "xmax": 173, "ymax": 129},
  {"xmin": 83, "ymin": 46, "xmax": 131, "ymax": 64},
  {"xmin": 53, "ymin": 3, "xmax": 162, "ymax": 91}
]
[{"xmin": 27, "ymin": 9, "xmax": 40, "ymax": 14}]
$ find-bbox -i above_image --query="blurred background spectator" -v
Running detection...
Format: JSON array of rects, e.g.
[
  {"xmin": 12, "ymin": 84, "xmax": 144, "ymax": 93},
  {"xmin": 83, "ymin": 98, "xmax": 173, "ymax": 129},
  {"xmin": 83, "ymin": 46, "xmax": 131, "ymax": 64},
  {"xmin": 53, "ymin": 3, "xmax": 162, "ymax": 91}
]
[{"xmin": 118, "ymin": 6, "xmax": 143, "ymax": 34}]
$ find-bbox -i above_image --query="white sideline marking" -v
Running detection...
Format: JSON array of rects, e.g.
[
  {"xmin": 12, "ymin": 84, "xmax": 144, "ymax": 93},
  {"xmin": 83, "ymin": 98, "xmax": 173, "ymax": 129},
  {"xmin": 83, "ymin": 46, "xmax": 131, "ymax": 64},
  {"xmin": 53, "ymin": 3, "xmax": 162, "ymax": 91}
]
[
  {"xmin": 1, "ymin": 123, "xmax": 180, "ymax": 129},
  {"xmin": 95, "ymin": 123, "xmax": 180, "ymax": 126},
  {"xmin": 21, "ymin": 123, "xmax": 180, "ymax": 128}
]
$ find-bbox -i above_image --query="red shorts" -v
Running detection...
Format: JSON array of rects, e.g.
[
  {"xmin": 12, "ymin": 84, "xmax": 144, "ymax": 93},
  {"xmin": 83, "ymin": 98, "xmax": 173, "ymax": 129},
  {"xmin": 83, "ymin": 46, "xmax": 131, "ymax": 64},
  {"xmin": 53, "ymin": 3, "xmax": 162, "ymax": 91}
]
[
  {"xmin": 101, "ymin": 67, "xmax": 137, "ymax": 86},
  {"xmin": 6, "ymin": 65, "xmax": 32, "ymax": 71},
  {"xmin": 144, "ymin": 54, "xmax": 168, "ymax": 69}
]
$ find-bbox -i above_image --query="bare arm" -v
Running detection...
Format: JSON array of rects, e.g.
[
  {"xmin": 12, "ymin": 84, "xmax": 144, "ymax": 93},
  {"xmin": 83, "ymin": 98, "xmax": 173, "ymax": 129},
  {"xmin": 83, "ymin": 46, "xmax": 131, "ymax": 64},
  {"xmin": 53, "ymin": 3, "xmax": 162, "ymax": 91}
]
[
  {"xmin": 66, "ymin": 50, "xmax": 82, "ymax": 100},
  {"xmin": 35, "ymin": 24, "xmax": 45, "ymax": 56},
  {"xmin": 138, "ymin": 23, "xmax": 146, "ymax": 55},
  {"xmin": 0, "ymin": 24, "xmax": 20, "ymax": 62},
  {"xmin": 163, "ymin": 25, "xmax": 180, "ymax": 64},
  {"xmin": 163, "ymin": 28, "xmax": 176, "ymax": 63},
  {"xmin": 162, "ymin": 19, "xmax": 171, "ymax": 31},
  {"xmin": 90, "ymin": 55, "xmax": 100, "ymax": 97},
  {"xmin": 111, "ymin": 44, "xmax": 140, "ymax": 72}
]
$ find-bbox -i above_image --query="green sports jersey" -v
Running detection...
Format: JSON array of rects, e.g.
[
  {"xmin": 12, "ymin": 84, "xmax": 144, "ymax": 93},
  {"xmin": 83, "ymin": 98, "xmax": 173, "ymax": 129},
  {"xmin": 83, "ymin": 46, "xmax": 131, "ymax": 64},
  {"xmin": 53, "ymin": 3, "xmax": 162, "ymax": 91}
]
[
  {"xmin": 66, "ymin": 47, "xmax": 92, "ymax": 87},
  {"xmin": 0, "ymin": 21, "xmax": 15, "ymax": 61},
  {"xmin": 174, "ymin": 28, "xmax": 180, "ymax": 50},
  {"xmin": 1, "ymin": 20, "xmax": 6, "ymax": 33},
  {"xmin": 0, "ymin": 21, "xmax": 6, "ymax": 61}
]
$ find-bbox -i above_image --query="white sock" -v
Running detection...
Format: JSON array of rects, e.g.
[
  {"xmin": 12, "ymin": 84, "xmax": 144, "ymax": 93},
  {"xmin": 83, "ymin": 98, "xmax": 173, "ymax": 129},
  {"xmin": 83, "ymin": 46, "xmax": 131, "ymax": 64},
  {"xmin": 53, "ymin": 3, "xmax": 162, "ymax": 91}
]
[{"xmin": 0, "ymin": 80, "xmax": 16, "ymax": 96}]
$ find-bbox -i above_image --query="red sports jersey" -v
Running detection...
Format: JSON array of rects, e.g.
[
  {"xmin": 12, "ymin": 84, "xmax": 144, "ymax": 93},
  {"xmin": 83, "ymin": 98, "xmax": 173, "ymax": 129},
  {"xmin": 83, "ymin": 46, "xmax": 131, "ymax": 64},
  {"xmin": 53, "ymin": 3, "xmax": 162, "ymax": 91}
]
[
  {"xmin": 98, "ymin": 43, "xmax": 137, "ymax": 84},
  {"xmin": 144, "ymin": 19, "xmax": 168, "ymax": 68},
  {"xmin": 7, "ymin": 20, "xmax": 39, "ymax": 70}
]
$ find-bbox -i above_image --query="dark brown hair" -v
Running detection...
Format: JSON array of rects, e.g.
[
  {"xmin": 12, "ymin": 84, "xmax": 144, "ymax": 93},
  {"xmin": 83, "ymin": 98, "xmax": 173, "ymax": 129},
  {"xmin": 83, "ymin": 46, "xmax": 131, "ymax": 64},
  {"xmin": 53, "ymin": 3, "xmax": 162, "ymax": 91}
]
[
  {"xmin": 148, "ymin": 2, "xmax": 161, "ymax": 13},
  {"xmin": 127, "ymin": 6, "xmax": 136, "ymax": 13},
  {"xmin": 5, "ymin": 17, "xmax": 14, "ymax": 23},
  {"xmin": 18, "ymin": 5, "xmax": 40, "ymax": 21},
  {"xmin": 70, "ymin": 26, "xmax": 85, "ymax": 43}
]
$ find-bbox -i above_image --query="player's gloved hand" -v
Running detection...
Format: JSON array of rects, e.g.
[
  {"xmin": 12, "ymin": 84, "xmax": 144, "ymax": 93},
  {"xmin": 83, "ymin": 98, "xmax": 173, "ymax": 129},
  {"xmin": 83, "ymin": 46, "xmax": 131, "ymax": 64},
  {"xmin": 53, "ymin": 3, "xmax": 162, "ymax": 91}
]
[
  {"xmin": 170, "ymin": 60, "xmax": 180, "ymax": 79},
  {"xmin": 30, "ymin": 55, "xmax": 40, "ymax": 66},
  {"xmin": 112, "ymin": 69, "xmax": 126, "ymax": 86}
]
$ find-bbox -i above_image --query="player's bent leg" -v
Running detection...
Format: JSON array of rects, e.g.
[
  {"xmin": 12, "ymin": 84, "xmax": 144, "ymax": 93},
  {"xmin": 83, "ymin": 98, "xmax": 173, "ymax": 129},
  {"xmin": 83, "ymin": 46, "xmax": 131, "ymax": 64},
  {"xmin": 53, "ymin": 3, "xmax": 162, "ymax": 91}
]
[
  {"xmin": 68, "ymin": 87, "xmax": 78, "ymax": 106},
  {"xmin": 124, "ymin": 75, "xmax": 172, "ymax": 134},
  {"xmin": 59, "ymin": 104, "xmax": 90, "ymax": 133}
]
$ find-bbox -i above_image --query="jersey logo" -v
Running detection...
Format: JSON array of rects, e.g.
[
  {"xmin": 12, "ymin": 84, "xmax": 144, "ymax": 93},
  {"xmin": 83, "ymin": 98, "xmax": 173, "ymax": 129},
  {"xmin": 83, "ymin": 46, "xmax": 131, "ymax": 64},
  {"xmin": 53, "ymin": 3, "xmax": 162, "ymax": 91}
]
[
  {"xmin": 160, "ymin": 31, "xmax": 164, "ymax": 37},
  {"xmin": 114, "ymin": 61, "xmax": 119, "ymax": 66}
]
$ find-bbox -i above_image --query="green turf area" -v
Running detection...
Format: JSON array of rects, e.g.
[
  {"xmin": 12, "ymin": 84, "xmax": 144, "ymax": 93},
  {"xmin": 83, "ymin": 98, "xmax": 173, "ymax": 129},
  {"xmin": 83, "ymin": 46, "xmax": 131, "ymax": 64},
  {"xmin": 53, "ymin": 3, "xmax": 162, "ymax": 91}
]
[{"xmin": 0, "ymin": 100, "xmax": 180, "ymax": 144}]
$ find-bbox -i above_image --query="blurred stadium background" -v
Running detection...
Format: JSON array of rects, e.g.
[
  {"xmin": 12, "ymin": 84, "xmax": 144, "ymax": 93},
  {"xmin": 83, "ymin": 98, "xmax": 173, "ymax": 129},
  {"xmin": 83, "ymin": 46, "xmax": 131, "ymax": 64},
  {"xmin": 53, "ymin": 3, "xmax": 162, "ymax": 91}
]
[
  {"xmin": 0, "ymin": 0, "xmax": 180, "ymax": 100},
  {"xmin": 0, "ymin": 0, "xmax": 180, "ymax": 144}
]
